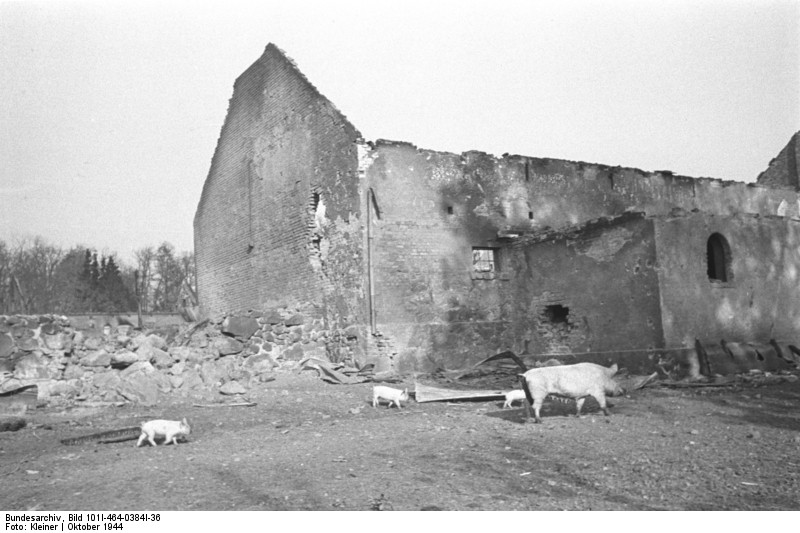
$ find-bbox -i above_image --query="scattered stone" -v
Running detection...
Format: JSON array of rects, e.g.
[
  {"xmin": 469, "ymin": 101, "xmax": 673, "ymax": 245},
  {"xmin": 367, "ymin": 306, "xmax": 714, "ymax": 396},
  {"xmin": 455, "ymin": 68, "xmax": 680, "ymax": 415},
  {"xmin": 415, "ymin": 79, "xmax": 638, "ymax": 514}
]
[
  {"xmin": 263, "ymin": 312, "xmax": 284, "ymax": 325},
  {"xmin": 243, "ymin": 354, "xmax": 276, "ymax": 375},
  {"xmin": 145, "ymin": 334, "xmax": 167, "ymax": 351},
  {"xmin": 83, "ymin": 336, "xmax": 104, "ymax": 351},
  {"xmin": 168, "ymin": 375, "xmax": 184, "ymax": 389},
  {"xmin": 119, "ymin": 361, "xmax": 156, "ymax": 379},
  {"xmin": 746, "ymin": 430, "xmax": 762, "ymax": 439},
  {"xmin": 39, "ymin": 379, "xmax": 80, "ymax": 398},
  {"xmin": 92, "ymin": 371, "xmax": 121, "ymax": 391},
  {"xmin": 213, "ymin": 337, "xmax": 245, "ymax": 357},
  {"xmin": 62, "ymin": 364, "xmax": 85, "ymax": 380},
  {"xmin": 0, "ymin": 333, "xmax": 13, "ymax": 358},
  {"xmin": 110, "ymin": 349, "xmax": 139, "ymax": 366},
  {"xmin": 284, "ymin": 343, "xmax": 305, "ymax": 361},
  {"xmin": 284, "ymin": 314, "xmax": 304, "ymax": 327},
  {"xmin": 13, "ymin": 353, "xmax": 50, "ymax": 380},
  {"xmin": 220, "ymin": 381, "xmax": 247, "ymax": 395},
  {"xmin": 149, "ymin": 371, "xmax": 173, "ymax": 393},
  {"xmin": 222, "ymin": 317, "xmax": 260, "ymax": 340},
  {"xmin": 181, "ymin": 368, "xmax": 204, "ymax": 390},
  {"xmin": 116, "ymin": 373, "xmax": 160, "ymax": 405},
  {"xmin": 200, "ymin": 359, "xmax": 232, "ymax": 386},
  {"xmin": 138, "ymin": 343, "xmax": 173, "ymax": 369}
]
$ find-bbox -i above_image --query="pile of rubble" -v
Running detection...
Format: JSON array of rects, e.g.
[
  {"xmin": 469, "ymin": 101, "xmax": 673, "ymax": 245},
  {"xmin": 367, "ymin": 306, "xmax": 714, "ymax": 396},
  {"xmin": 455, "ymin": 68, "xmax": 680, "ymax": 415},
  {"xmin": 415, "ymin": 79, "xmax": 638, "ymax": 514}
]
[{"xmin": 0, "ymin": 310, "xmax": 365, "ymax": 407}]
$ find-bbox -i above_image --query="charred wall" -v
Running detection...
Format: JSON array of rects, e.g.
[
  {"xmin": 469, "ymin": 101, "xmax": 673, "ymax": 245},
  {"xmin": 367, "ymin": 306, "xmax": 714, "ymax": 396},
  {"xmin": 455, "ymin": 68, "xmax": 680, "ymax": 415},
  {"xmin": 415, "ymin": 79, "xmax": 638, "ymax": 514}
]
[
  {"xmin": 363, "ymin": 140, "xmax": 800, "ymax": 371},
  {"xmin": 505, "ymin": 214, "xmax": 663, "ymax": 372},
  {"xmin": 364, "ymin": 143, "xmax": 665, "ymax": 371}
]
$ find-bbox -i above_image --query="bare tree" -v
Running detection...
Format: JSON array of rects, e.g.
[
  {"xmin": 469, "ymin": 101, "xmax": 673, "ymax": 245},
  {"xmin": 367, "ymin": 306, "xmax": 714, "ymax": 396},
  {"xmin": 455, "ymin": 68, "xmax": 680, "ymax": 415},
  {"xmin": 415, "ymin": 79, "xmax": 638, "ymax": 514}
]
[
  {"xmin": 178, "ymin": 251, "xmax": 197, "ymax": 306},
  {"xmin": 152, "ymin": 242, "xmax": 182, "ymax": 311},
  {"xmin": 9, "ymin": 237, "xmax": 64, "ymax": 313},
  {"xmin": 133, "ymin": 246, "xmax": 155, "ymax": 313}
]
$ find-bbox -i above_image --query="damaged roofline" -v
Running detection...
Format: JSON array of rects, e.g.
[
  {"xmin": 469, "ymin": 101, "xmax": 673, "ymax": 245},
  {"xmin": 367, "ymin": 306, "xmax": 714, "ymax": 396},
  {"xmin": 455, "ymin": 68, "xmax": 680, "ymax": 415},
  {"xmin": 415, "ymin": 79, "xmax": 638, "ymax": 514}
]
[{"xmin": 369, "ymin": 138, "xmax": 767, "ymax": 188}]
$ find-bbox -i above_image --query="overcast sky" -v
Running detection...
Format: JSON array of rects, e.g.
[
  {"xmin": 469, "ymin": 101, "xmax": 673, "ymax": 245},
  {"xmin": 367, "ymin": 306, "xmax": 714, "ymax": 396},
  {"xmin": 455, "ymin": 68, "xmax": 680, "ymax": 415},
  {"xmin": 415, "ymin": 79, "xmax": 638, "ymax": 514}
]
[{"xmin": 1, "ymin": 0, "xmax": 798, "ymax": 264}]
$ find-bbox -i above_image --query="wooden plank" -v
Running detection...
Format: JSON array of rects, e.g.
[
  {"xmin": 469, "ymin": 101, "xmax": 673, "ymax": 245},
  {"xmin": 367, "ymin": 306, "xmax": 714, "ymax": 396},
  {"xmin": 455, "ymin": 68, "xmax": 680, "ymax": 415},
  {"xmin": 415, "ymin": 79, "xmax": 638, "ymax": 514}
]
[{"xmin": 413, "ymin": 382, "xmax": 508, "ymax": 403}]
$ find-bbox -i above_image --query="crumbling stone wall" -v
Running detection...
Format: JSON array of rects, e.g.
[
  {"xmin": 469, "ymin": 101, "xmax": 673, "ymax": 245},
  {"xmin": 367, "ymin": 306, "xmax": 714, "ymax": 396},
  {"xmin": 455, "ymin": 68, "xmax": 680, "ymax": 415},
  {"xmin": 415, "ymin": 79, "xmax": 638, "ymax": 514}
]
[
  {"xmin": 361, "ymin": 140, "xmax": 800, "ymax": 372},
  {"xmin": 0, "ymin": 310, "xmax": 363, "ymax": 406},
  {"xmin": 194, "ymin": 44, "xmax": 367, "ymax": 333}
]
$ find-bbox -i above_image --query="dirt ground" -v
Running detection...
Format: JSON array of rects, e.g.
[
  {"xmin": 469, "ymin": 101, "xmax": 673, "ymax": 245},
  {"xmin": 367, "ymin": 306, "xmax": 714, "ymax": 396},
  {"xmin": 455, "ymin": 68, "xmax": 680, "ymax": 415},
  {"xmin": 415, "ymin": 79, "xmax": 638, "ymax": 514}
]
[{"xmin": 1, "ymin": 370, "xmax": 799, "ymax": 511}]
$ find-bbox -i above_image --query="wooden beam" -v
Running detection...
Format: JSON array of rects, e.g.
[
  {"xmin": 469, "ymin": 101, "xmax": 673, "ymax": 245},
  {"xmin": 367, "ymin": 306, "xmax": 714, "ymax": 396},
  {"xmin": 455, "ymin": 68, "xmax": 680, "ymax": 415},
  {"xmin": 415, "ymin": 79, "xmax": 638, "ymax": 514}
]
[{"xmin": 414, "ymin": 382, "xmax": 508, "ymax": 403}]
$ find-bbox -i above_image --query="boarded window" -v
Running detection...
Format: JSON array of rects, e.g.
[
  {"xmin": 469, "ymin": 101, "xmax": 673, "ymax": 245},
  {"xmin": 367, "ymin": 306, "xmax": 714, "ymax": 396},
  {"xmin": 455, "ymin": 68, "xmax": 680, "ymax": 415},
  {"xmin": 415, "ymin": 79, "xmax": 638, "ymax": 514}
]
[
  {"xmin": 707, "ymin": 233, "xmax": 732, "ymax": 282},
  {"xmin": 472, "ymin": 247, "xmax": 498, "ymax": 279}
]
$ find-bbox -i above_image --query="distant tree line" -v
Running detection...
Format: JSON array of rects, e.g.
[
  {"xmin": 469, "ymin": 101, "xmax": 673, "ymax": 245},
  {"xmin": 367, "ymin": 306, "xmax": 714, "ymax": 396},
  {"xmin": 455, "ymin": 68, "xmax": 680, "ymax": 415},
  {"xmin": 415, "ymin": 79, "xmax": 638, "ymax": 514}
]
[{"xmin": 0, "ymin": 237, "xmax": 195, "ymax": 315}]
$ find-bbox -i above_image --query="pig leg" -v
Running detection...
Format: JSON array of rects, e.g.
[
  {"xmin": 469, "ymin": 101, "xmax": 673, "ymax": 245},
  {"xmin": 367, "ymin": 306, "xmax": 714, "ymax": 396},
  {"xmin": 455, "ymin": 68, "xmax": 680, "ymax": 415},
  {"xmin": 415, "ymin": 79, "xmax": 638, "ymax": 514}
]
[
  {"xmin": 373, "ymin": 396, "xmax": 378, "ymax": 408},
  {"xmin": 593, "ymin": 393, "xmax": 610, "ymax": 416},
  {"xmin": 575, "ymin": 397, "xmax": 585, "ymax": 417},
  {"xmin": 148, "ymin": 433, "xmax": 158, "ymax": 447},
  {"xmin": 136, "ymin": 433, "xmax": 146, "ymax": 447},
  {"xmin": 532, "ymin": 395, "xmax": 545, "ymax": 423}
]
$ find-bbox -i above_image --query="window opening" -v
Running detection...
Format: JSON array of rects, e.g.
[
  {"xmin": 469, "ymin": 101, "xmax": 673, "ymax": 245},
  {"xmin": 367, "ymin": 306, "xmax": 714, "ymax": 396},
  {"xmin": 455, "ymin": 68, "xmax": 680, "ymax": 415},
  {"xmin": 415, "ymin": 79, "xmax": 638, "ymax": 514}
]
[
  {"xmin": 706, "ymin": 233, "xmax": 732, "ymax": 282},
  {"xmin": 472, "ymin": 247, "xmax": 498, "ymax": 279}
]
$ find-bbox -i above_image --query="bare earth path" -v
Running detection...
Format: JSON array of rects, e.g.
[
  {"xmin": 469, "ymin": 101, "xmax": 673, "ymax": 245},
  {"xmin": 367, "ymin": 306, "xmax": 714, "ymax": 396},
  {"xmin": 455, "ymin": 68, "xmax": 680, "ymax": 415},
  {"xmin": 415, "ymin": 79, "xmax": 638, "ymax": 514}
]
[{"xmin": 2, "ymin": 373, "xmax": 799, "ymax": 511}]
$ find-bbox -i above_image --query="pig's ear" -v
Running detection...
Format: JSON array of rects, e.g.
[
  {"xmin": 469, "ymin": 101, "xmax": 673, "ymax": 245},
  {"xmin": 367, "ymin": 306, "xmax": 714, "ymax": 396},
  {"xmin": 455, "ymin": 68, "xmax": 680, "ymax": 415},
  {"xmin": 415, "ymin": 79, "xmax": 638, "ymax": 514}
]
[{"xmin": 609, "ymin": 363, "xmax": 618, "ymax": 375}]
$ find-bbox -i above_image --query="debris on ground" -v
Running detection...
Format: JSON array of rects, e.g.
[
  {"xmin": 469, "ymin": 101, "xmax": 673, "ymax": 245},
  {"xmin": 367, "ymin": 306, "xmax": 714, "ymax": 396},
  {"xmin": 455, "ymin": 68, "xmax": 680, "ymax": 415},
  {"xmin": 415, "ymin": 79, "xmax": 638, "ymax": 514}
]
[
  {"xmin": 60, "ymin": 426, "xmax": 141, "ymax": 445},
  {"xmin": 299, "ymin": 357, "xmax": 402, "ymax": 385},
  {"xmin": 615, "ymin": 372, "xmax": 659, "ymax": 391},
  {"xmin": 0, "ymin": 384, "xmax": 39, "ymax": 415},
  {"xmin": 300, "ymin": 357, "xmax": 369, "ymax": 385},
  {"xmin": 413, "ymin": 382, "xmax": 508, "ymax": 403},
  {"xmin": 193, "ymin": 401, "xmax": 257, "ymax": 408}
]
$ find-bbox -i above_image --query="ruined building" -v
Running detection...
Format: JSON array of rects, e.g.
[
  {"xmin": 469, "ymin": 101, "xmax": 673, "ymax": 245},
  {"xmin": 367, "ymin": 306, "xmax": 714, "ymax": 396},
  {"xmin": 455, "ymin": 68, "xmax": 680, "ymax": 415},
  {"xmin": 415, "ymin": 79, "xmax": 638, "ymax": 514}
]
[{"xmin": 194, "ymin": 43, "xmax": 800, "ymax": 373}]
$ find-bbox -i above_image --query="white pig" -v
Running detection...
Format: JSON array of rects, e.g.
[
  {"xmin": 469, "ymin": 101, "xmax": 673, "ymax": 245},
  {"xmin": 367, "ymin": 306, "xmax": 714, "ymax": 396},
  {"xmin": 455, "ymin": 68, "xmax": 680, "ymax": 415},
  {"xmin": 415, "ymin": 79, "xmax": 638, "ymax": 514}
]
[
  {"xmin": 372, "ymin": 386, "xmax": 409, "ymax": 409},
  {"xmin": 518, "ymin": 363, "xmax": 623, "ymax": 423},
  {"xmin": 136, "ymin": 418, "xmax": 191, "ymax": 447},
  {"xmin": 503, "ymin": 389, "xmax": 527, "ymax": 409}
]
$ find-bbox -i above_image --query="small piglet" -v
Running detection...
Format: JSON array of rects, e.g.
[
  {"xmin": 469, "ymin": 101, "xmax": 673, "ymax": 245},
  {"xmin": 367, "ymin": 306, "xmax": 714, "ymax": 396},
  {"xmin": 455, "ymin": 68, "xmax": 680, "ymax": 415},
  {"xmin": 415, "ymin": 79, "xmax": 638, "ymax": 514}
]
[
  {"xmin": 372, "ymin": 386, "xmax": 409, "ymax": 409},
  {"xmin": 519, "ymin": 363, "xmax": 624, "ymax": 423},
  {"xmin": 136, "ymin": 418, "xmax": 191, "ymax": 447},
  {"xmin": 503, "ymin": 389, "xmax": 526, "ymax": 409}
]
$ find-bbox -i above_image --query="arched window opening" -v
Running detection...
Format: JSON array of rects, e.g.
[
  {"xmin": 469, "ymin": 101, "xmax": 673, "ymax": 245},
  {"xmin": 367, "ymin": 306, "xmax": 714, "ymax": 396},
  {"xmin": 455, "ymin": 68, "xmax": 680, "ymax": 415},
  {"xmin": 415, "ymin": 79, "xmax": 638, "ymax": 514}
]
[{"xmin": 707, "ymin": 233, "xmax": 732, "ymax": 282}]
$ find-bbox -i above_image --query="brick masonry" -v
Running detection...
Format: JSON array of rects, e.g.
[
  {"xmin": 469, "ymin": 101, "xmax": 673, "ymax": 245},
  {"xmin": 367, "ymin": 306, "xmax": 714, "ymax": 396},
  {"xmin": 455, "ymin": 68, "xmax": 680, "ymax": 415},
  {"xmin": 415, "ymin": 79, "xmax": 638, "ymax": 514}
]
[
  {"xmin": 195, "ymin": 44, "xmax": 367, "ymax": 334},
  {"xmin": 194, "ymin": 43, "xmax": 800, "ymax": 373}
]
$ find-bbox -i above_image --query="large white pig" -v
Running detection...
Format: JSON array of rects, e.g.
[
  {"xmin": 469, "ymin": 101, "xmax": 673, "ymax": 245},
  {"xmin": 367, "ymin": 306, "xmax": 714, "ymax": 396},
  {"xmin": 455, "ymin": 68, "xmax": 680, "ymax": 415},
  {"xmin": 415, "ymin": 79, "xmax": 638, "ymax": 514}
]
[{"xmin": 518, "ymin": 362, "xmax": 623, "ymax": 423}]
